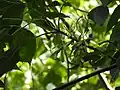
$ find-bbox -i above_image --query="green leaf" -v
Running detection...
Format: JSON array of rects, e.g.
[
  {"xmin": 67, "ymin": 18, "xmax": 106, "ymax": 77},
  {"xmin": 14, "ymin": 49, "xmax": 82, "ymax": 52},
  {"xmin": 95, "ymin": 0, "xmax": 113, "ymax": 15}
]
[
  {"xmin": 53, "ymin": 34, "xmax": 62, "ymax": 46},
  {"xmin": 92, "ymin": 56, "xmax": 109, "ymax": 67},
  {"xmin": 63, "ymin": 2, "xmax": 72, "ymax": 6},
  {"xmin": 91, "ymin": 24, "xmax": 106, "ymax": 33},
  {"xmin": 26, "ymin": 0, "xmax": 46, "ymax": 16},
  {"xmin": 0, "ymin": 1, "xmax": 25, "ymax": 27},
  {"xmin": 60, "ymin": 50, "xmax": 65, "ymax": 62},
  {"xmin": 45, "ymin": 12, "xmax": 69, "ymax": 19},
  {"xmin": 100, "ymin": 0, "xmax": 113, "ymax": 6},
  {"xmin": 0, "ymin": 28, "xmax": 9, "ymax": 41},
  {"xmin": 83, "ymin": 52, "xmax": 101, "ymax": 62},
  {"xmin": 34, "ymin": 37, "xmax": 47, "ymax": 58},
  {"xmin": 110, "ymin": 22, "xmax": 120, "ymax": 42},
  {"xmin": 106, "ymin": 5, "xmax": 120, "ymax": 33},
  {"xmin": 0, "ymin": 1, "xmax": 10, "ymax": 10},
  {"xmin": 110, "ymin": 67, "xmax": 119, "ymax": 82},
  {"xmin": 0, "ymin": 28, "xmax": 14, "ymax": 47},
  {"xmin": 34, "ymin": 19, "xmax": 54, "ymax": 31},
  {"xmin": 13, "ymin": 29, "xmax": 36, "ymax": 63},
  {"xmin": 50, "ymin": 49, "xmax": 61, "ymax": 60},
  {"xmin": 0, "ymin": 48, "xmax": 20, "ymax": 77},
  {"xmin": 43, "ymin": 70, "xmax": 61, "ymax": 86},
  {"xmin": 115, "ymin": 87, "xmax": 120, "ymax": 90},
  {"xmin": 88, "ymin": 6, "xmax": 109, "ymax": 25},
  {"xmin": 61, "ymin": 18, "xmax": 70, "ymax": 29},
  {"xmin": 36, "ymin": 0, "xmax": 46, "ymax": 13},
  {"xmin": 68, "ymin": 0, "xmax": 80, "ymax": 7},
  {"xmin": 53, "ymin": 62, "xmax": 67, "ymax": 77},
  {"xmin": 48, "ymin": 1, "xmax": 61, "ymax": 7}
]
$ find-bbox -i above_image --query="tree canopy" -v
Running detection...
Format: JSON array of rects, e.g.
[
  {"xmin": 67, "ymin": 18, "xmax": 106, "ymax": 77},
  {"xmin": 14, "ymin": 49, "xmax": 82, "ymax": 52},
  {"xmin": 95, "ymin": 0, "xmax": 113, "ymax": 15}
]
[{"xmin": 0, "ymin": 0, "xmax": 120, "ymax": 90}]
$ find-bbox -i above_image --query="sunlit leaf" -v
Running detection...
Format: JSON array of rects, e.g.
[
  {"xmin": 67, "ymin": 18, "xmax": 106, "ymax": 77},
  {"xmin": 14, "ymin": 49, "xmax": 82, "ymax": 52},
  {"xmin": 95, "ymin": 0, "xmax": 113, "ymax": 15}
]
[
  {"xmin": 67, "ymin": 0, "xmax": 80, "ymax": 7},
  {"xmin": 43, "ymin": 70, "xmax": 61, "ymax": 86},
  {"xmin": 7, "ymin": 70, "xmax": 25, "ymax": 88},
  {"xmin": 53, "ymin": 62, "xmax": 67, "ymax": 77}
]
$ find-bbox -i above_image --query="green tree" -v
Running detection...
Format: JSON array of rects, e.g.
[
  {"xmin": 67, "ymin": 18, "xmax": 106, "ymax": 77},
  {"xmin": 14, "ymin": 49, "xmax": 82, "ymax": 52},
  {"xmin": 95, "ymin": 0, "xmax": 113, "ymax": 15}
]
[{"xmin": 0, "ymin": 0, "xmax": 120, "ymax": 90}]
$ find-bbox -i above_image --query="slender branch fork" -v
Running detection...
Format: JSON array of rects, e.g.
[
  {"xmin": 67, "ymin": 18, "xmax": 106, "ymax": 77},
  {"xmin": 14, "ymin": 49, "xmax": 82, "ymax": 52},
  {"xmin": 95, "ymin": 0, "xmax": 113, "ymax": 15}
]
[
  {"xmin": 53, "ymin": 64, "xmax": 117, "ymax": 90},
  {"xmin": 35, "ymin": 28, "xmax": 117, "ymax": 90},
  {"xmin": 12, "ymin": 12, "xmax": 116, "ymax": 90}
]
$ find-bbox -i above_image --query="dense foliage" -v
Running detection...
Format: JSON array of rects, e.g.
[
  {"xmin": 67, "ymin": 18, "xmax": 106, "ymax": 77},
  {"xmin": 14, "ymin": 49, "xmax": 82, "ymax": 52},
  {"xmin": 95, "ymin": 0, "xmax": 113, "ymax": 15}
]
[{"xmin": 0, "ymin": 0, "xmax": 120, "ymax": 90}]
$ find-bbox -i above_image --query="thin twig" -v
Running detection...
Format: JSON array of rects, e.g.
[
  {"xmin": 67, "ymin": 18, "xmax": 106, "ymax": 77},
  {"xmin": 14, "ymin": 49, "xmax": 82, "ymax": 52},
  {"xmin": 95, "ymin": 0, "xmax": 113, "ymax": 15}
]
[
  {"xmin": 98, "ymin": 74, "xmax": 110, "ymax": 90},
  {"xmin": 64, "ymin": 49, "xmax": 70, "ymax": 82},
  {"xmin": 53, "ymin": 28, "xmax": 79, "ymax": 42},
  {"xmin": 36, "ymin": 31, "xmax": 58, "ymax": 38},
  {"xmin": 11, "ymin": 22, "xmax": 31, "ymax": 35},
  {"xmin": 73, "ymin": 6, "xmax": 89, "ymax": 13},
  {"xmin": 53, "ymin": 64, "xmax": 117, "ymax": 90}
]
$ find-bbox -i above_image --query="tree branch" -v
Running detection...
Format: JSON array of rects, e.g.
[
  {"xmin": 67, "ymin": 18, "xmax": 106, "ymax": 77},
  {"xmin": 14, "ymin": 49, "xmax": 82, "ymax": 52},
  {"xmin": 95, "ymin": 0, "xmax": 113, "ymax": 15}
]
[
  {"xmin": 53, "ymin": 28, "xmax": 79, "ymax": 42},
  {"xmin": 53, "ymin": 64, "xmax": 117, "ymax": 90}
]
